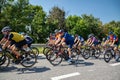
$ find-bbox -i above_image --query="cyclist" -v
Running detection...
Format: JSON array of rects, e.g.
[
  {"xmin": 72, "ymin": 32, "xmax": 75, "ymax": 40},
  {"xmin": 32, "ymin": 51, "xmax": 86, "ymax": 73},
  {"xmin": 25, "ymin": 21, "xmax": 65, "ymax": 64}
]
[
  {"xmin": 85, "ymin": 33, "xmax": 99, "ymax": 49},
  {"xmin": 57, "ymin": 29, "xmax": 74, "ymax": 63},
  {"xmin": 46, "ymin": 33, "xmax": 55, "ymax": 46},
  {"xmin": 1, "ymin": 26, "xmax": 29, "ymax": 63},
  {"xmin": 54, "ymin": 29, "xmax": 62, "ymax": 45},
  {"xmin": 74, "ymin": 34, "xmax": 84, "ymax": 50},
  {"xmin": 103, "ymin": 31, "xmax": 119, "ymax": 61}
]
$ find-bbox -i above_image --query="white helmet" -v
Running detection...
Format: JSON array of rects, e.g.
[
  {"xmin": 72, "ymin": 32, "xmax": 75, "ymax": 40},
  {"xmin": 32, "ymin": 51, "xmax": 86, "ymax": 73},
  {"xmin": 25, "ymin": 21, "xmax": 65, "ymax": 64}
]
[{"xmin": 1, "ymin": 26, "xmax": 12, "ymax": 32}]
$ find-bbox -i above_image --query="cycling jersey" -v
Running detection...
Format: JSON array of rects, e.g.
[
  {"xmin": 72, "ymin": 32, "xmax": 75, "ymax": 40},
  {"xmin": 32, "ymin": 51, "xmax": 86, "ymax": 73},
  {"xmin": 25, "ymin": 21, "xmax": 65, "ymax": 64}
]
[
  {"xmin": 55, "ymin": 33, "xmax": 61, "ymax": 40},
  {"xmin": 8, "ymin": 32, "xmax": 25, "ymax": 42},
  {"xmin": 91, "ymin": 36, "xmax": 98, "ymax": 43},
  {"xmin": 24, "ymin": 35, "xmax": 33, "ymax": 44},
  {"xmin": 78, "ymin": 36, "xmax": 84, "ymax": 42},
  {"xmin": 7, "ymin": 32, "xmax": 27, "ymax": 49},
  {"xmin": 62, "ymin": 32, "xmax": 74, "ymax": 48},
  {"xmin": 107, "ymin": 35, "xmax": 118, "ymax": 42},
  {"xmin": 89, "ymin": 36, "xmax": 99, "ymax": 46}
]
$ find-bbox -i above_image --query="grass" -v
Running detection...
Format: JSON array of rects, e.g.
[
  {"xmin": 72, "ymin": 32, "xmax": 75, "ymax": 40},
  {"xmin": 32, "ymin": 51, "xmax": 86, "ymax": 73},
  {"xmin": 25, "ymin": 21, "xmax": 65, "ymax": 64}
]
[{"xmin": 37, "ymin": 47, "xmax": 44, "ymax": 54}]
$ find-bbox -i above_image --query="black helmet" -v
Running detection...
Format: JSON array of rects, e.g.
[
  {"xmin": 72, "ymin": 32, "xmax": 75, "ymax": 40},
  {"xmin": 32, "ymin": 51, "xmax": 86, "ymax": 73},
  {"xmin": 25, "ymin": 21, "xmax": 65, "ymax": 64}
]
[
  {"xmin": 1, "ymin": 26, "xmax": 12, "ymax": 32},
  {"xmin": 59, "ymin": 29, "xmax": 64, "ymax": 33}
]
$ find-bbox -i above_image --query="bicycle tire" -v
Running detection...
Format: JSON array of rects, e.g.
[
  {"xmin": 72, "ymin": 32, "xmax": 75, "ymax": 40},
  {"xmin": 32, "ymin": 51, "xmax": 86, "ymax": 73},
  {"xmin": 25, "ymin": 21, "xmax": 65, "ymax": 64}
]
[
  {"xmin": 43, "ymin": 46, "xmax": 52, "ymax": 56},
  {"xmin": 0, "ymin": 53, "xmax": 10, "ymax": 68},
  {"xmin": 31, "ymin": 47, "xmax": 39, "ymax": 57},
  {"xmin": 82, "ymin": 49, "xmax": 90, "ymax": 59},
  {"xmin": 104, "ymin": 50, "xmax": 112, "ymax": 63},
  {"xmin": 46, "ymin": 49, "xmax": 63, "ymax": 66},
  {"xmin": 94, "ymin": 48, "xmax": 101, "ymax": 59},
  {"xmin": 21, "ymin": 51, "xmax": 37, "ymax": 68}
]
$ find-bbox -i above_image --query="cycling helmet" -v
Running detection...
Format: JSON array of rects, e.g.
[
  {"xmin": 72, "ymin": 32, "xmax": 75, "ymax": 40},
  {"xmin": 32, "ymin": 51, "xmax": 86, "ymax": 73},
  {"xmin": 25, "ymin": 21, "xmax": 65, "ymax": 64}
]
[
  {"xmin": 75, "ymin": 34, "xmax": 78, "ymax": 37},
  {"xmin": 88, "ymin": 33, "xmax": 94, "ymax": 38},
  {"xmin": 1, "ymin": 26, "xmax": 12, "ymax": 32},
  {"xmin": 59, "ymin": 29, "xmax": 64, "ymax": 33},
  {"xmin": 109, "ymin": 31, "xmax": 113, "ymax": 35},
  {"xmin": 54, "ymin": 29, "xmax": 59, "ymax": 33}
]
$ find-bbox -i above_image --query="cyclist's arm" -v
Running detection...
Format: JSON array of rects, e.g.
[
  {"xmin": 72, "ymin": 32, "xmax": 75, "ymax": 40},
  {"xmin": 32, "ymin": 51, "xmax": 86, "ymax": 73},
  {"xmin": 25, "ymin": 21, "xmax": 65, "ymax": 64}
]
[
  {"xmin": 87, "ymin": 39, "xmax": 92, "ymax": 45},
  {"xmin": 2, "ymin": 34, "xmax": 13, "ymax": 49},
  {"xmin": 54, "ymin": 36, "xmax": 61, "ymax": 45},
  {"xmin": 74, "ymin": 37, "xmax": 77, "ymax": 43},
  {"xmin": 0, "ymin": 38, "xmax": 7, "ymax": 44},
  {"xmin": 2, "ymin": 40, "xmax": 10, "ymax": 49},
  {"xmin": 76, "ymin": 39, "xmax": 80, "ymax": 45},
  {"xmin": 59, "ymin": 38, "xmax": 65, "ymax": 45},
  {"xmin": 90, "ymin": 39, "xmax": 94, "ymax": 45},
  {"xmin": 111, "ymin": 40, "xmax": 115, "ymax": 46}
]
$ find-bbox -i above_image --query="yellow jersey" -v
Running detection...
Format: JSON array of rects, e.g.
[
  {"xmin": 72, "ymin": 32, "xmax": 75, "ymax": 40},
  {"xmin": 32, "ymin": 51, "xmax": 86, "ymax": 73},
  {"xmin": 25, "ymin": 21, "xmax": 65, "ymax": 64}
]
[{"xmin": 10, "ymin": 32, "xmax": 25, "ymax": 42}]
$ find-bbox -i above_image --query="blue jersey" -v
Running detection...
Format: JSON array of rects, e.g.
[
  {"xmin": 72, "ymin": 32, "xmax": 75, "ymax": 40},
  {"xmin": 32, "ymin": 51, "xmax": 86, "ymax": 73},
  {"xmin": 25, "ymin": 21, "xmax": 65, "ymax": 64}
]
[{"xmin": 62, "ymin": 32, "xmax": 74, "ymax": 45}]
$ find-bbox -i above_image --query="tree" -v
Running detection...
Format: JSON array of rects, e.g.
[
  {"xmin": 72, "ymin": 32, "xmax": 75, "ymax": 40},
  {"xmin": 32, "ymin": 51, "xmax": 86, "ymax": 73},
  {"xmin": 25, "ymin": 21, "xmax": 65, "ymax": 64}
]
[
  {"xmin": 31, "ymin": 5, "xmax": 46, "ymax": 43},
  {"xmin": 66, "ymin": 15, "xmax": 81, "ymax": 32},
  {"xmin": 103, "ymin": 21, "xmax": 120, "ymax": 38},
  {"xmin": 47, "ymin": 6, "xmax": 66, "ymax": 32},
  {"xmin": 65, "ymin": 14, "xmax": 103, "ymax": 39}
]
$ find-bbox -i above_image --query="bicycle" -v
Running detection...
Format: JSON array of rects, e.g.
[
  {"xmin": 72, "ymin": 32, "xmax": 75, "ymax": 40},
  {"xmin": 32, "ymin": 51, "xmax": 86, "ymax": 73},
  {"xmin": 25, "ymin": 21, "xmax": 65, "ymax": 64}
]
[
  {"xmin": 82, "ymin": 44, "xmax": 101, "ymax": 60},
  {"xmin": 0, "ymin": 45, "xmax": 37, "ymax": 69},
  {"xmin": 46, "ymin": 45, "xmax": 78, "ymax": 66},
  {"xmin": 104, "ymin": 45, "xmax": 120, "ymax": 63}
]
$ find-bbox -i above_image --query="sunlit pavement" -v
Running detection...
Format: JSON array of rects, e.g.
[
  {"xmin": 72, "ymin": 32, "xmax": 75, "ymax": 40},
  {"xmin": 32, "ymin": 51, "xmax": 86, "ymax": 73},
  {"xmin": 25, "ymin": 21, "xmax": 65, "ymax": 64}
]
[{"xmin": 0, "ymin": 54, "xmax": 120, "ymax": 80}]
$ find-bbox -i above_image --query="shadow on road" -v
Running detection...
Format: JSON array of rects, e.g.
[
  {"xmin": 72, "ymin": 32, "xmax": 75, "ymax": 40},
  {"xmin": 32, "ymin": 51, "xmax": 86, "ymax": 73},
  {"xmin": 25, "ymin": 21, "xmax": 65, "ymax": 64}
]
[
  {"xmin": 60, "ymin": 59, "xmax": 94, "ymax": 67},
  {"xmin": 0, "ymin": 66, "xmax": 51, "ymax": 74},
  {"xmin": 75, "ymin": 61, "xmax": 94, "ymax": 67},
  {"xmin": 17, "ymin": 66, "xmax": 51, "ymax": 74},
  {"xmin": 37, "ymin": 55, "xmax": 46, "ymax": 60},
  {"xmin": 0, "ymin": 66, "xmax": 18, "ymax": 72}
]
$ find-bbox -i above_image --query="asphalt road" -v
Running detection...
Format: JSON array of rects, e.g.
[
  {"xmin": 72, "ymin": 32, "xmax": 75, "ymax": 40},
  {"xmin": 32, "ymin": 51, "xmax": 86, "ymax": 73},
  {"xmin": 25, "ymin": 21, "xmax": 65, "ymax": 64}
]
[{"xmin": 0, "ymin": 54, "xmax": 120, "ymax": 80}]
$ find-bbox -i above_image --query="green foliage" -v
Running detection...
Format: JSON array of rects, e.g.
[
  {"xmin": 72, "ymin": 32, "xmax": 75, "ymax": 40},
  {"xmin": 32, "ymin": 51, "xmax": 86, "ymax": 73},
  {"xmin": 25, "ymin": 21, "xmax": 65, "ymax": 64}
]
[
  {"xmin": 47, "ymin": 6, "xmax": 66, "ymax": 30},
  {"xmin": 0, "ymin": 0, "xmax": 119, "ymax": 43}
]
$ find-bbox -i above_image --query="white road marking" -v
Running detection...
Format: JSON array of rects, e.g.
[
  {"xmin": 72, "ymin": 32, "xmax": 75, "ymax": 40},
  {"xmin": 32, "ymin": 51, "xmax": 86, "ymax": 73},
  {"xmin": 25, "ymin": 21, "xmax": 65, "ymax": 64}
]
[
  {"xmin": 110, "ymin": 62, "xmax": 120, "ymax": 66},
  {"xmin": 51, "ymin": 72, "xmax": 80, "ymax": 80}
]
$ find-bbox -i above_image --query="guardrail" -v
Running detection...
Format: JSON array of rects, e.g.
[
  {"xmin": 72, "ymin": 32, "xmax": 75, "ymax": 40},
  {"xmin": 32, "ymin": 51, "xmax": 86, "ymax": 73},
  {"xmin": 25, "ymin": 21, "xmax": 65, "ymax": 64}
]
[{"xmin": 31, "ymin": 44, "xmax": 46, "ymax": 47}]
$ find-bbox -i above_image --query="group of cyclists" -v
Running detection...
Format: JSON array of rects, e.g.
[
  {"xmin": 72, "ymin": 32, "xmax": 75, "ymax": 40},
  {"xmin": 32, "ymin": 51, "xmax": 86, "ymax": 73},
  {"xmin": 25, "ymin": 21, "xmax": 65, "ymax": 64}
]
[
  {"xmin": 0, "ymin": 26, "xmax": 119, "ymax": 65},
  {"xmin": 47, "ymin": 29, "xmax": 120, "ymax": 63},
  {"xmin": 0, "ymin": 26, "xmax": 34, "ymax": 64}
]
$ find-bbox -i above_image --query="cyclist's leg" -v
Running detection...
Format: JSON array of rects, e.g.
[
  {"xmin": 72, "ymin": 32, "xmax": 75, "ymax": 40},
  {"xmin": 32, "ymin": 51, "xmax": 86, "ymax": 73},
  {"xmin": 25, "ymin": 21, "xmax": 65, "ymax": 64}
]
[
  {"xmin": 13, "ymin": 40, "xmax": 28, "ymax": 58},
  {"xmin": 114, "ymin": 41, "xmax": 119, "ymax": 61},
  {"xmin": 67, "ymin": 42, "xmax": 74, "ymax": 59},
  {"xmin": 22, "ymin": 40, "xmax": 30, "ymax": 51},
  {"xmin": 10, "ymin": 44, "xmax": 21, "ymax": 59}
]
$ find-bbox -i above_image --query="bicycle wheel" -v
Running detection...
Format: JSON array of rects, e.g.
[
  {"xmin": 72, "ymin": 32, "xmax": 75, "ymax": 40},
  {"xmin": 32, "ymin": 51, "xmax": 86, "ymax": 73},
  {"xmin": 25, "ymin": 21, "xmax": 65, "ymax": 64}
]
[
  {"xmin": 94, "ymin": 48, "xmax": 101, "ymax": 59},
  {"xmin": 71, "ymin": 48, "xmax": 79, "ymax": 61},
  {"xmin": 31, "ymin": 47, "xmax": 39, "ymax": 57},
  {"xmin": 82, "ymin": 49, "xmax": 90, "ymax": 60},
  {"xmin": 43, "ymin": 46, "xmax": 51, "ymax": 56},
  {"xmin": 46, "ymin": 50, "xmax": 63, "ymax": 66},
  {"xmin": 21, "ymin": 51, "xmax": 37, "ymax": 67},
  {"xmin": 0, "ymin": 52, "xmax": 4, "ymax": 64},
  {"xmin": 104, "ymin": 50, "xmax": 112, "ymax": 63},
  {"xmin": 0, "ymin": 53, "xmax": 10, "ymax": 69}
]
